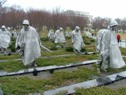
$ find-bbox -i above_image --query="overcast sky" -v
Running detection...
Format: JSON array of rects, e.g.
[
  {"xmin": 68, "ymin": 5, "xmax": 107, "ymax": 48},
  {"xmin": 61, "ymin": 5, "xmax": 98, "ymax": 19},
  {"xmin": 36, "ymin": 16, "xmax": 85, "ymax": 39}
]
[{"xmin": 3, "ymin": 0, "xmax": 126, "ymax": 19}]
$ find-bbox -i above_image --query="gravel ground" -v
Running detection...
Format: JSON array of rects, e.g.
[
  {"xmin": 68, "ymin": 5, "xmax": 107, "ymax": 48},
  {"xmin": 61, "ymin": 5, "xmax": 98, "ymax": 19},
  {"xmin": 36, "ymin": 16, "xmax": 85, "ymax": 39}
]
[{"xmin": 106, "ymin": 79, "xmax": 126, "ymax": 89}]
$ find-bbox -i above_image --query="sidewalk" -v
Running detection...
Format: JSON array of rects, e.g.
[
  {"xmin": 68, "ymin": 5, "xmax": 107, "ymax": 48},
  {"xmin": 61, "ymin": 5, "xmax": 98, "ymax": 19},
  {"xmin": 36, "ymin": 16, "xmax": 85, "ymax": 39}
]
[
  {"xmin": 91, "ymin": 35, "xmax": 126, "ymax": 48},
  {"xmin": 119, "ymin": 40, "xmax": 126, "ymax": 48}
]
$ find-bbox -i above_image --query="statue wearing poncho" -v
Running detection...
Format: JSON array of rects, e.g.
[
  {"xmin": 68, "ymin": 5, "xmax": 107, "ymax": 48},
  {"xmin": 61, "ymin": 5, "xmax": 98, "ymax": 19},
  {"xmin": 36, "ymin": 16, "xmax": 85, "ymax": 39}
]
[{"xmin": 16, "ymin": 20, "xmax": 41, "ymax": 66}]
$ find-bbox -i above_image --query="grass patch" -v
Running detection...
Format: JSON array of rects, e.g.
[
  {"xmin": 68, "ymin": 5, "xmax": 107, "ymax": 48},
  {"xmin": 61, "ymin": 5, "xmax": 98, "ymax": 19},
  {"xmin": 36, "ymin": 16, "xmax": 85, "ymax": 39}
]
[
  {"xmin": 0, "ymin": 61, "xmax": 26, "ymax": 72},
  {"xmin": 0, "ymin": 77, "xmax": 46, "ymax": 95},
  {"xmin": 0, "ymin": 54, "xmax": 98, "ymax": 72},
  {"xmin": 74, "ymin": 86, "xmax": 122, "ymax": 95},
  {"xmin": 41, "ymin": 49, "xmax": 74, "ymax": 56},
  {"xmin": 120, "ymin": 47, "xmax": 126, "ymax": 56},
  {"xmin": 0, "ymin": 54, "xmax": 20, "ymax": 60},
  {"xmin": 1, "ymin": 31, "xmax": 126, "ymax": 95},
  {"xmin": 0, "ymin": 67, "xmax": 97, "ymax": 95},
  {"xmin": 116, "ymin": 33, "xmax": 126, "ymax": 40},
  {"xmin": 37, "ymin": 55, "xmax": 87, "ymax": 66}
]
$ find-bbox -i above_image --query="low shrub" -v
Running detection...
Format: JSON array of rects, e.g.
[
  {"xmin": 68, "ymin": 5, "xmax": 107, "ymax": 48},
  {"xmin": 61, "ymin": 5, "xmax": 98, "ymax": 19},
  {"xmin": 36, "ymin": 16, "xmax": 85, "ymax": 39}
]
[
  {"xmin": 85, "ymin": 41, "xmax": 91, "ymax": 45},
  {"xmin": 81, "ymin": 48, "xmax": 86, "ymax": 52},
  {"xmin": 50, "ymin": 46, "xmax": 58, "ymax": 50},
  {"xmin": 9, "ymin": 38, "xmax": 16, "ymax": 52},
  {"xmin": 65, "ymin": 46, "xmax": 73, "ymax": 52},
  {"xmin": 40, "ymin": 37, "xmax": 48, "ymax": 41}
]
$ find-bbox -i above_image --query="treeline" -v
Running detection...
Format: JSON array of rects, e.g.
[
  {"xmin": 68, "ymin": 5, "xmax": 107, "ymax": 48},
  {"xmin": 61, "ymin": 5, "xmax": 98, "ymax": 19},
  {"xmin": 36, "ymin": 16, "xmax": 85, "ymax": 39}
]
[{"xmin": 0, "ymin": 6, "xmax": 126, "ymax": 32}]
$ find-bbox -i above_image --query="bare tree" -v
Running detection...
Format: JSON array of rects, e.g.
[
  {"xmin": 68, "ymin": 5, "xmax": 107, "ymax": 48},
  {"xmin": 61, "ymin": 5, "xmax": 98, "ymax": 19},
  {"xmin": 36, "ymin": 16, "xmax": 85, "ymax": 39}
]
[
  {"xmin": 0, "ymin": 0, "xmax": 6, "ymax": 7},
  {"xmin": 2, "ymin": 5, "xmax": 126, "ymax": 33},
  {"xmin": 120, "ymin": 18, "xmax": 126, "ymax": 33},
  {"xmin": 0, "ymin": 0, "xmax": 7, "ymax": 25},
  {"xmin": 115, "ymin": 18, "xmax": 122, "ymax": 31},
  {"xmin": 92, "ymin": 17, "xmax": 111, "ymax": 30}
]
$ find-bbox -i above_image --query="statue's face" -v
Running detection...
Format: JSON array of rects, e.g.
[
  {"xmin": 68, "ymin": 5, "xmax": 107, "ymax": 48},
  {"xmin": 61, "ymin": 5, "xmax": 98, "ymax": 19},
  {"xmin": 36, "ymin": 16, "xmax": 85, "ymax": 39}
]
[
  {"xmin": 111, "ymin": 25, "xmax": 118, "ymax": 31},
  {"xmin": 76, "ymin": 29, "xmax": 79, "ymax": 32},
  {"xmin": 1, "ymin": 28, "xmax": 5, "ymax": 31},
  {"xmin": 23, "ymin": 24, "xmax": 29, "ymax": 31}
]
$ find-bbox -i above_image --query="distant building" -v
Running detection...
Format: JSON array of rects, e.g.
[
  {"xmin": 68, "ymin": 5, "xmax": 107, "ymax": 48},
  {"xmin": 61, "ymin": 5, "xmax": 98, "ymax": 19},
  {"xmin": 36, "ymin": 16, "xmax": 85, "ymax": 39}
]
[{"xmin": 64, "ymin": 10, "xmax": 92, "ymax": 19}]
